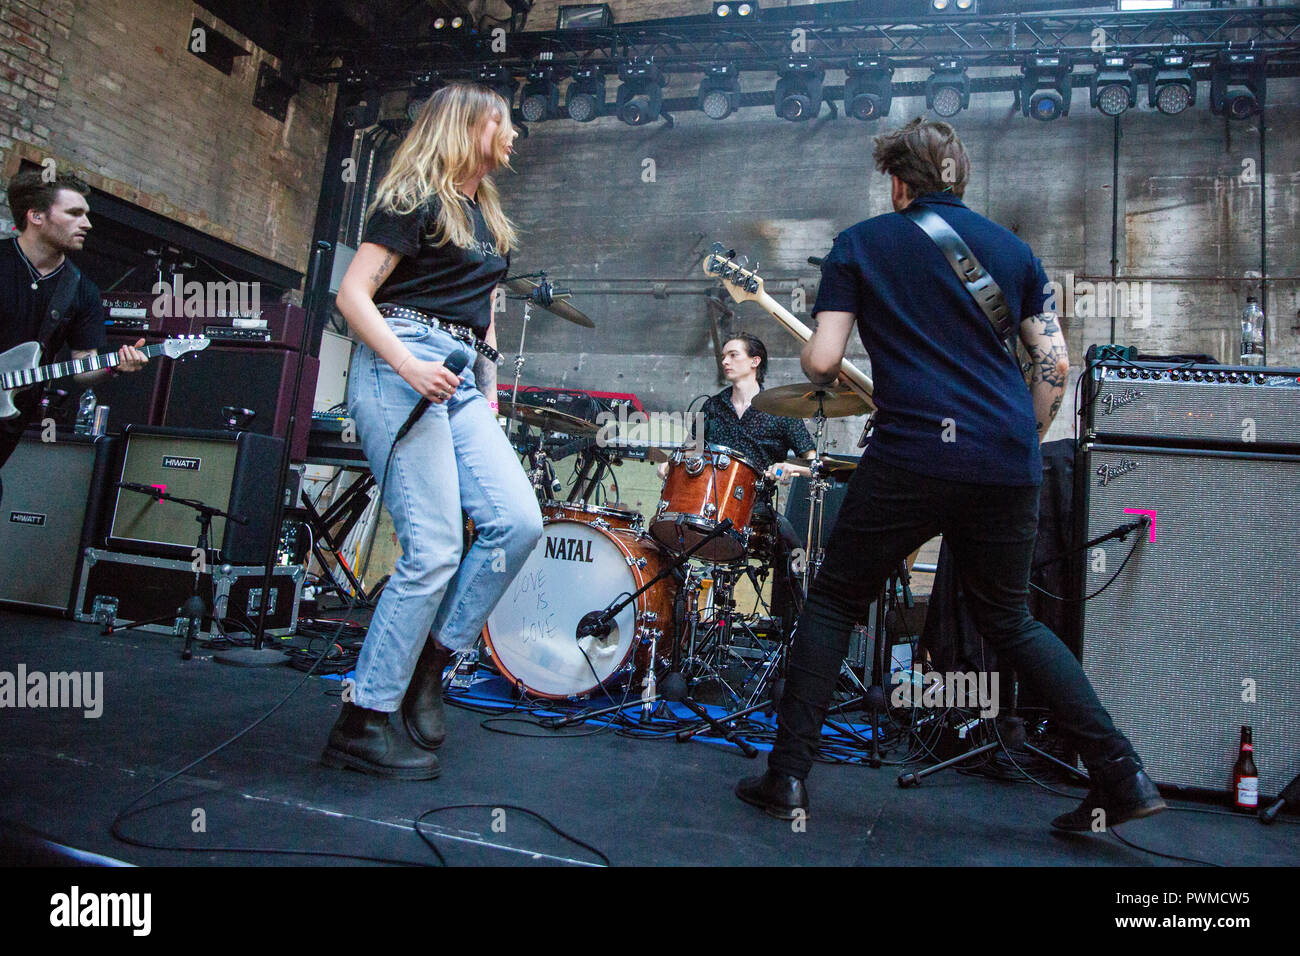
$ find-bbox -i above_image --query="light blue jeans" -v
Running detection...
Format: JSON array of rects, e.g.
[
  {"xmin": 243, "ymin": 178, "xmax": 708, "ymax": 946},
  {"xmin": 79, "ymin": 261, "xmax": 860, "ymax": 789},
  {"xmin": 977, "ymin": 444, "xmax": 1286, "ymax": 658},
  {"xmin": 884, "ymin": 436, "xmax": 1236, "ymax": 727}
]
[{"xmin": 347, "ymin": 318, "xmax": 543, "ymax": 711}]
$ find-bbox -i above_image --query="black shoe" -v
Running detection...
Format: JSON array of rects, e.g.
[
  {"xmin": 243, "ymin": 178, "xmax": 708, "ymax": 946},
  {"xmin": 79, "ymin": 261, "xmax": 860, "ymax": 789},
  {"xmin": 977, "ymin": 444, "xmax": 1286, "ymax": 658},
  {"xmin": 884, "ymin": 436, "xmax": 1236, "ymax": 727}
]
[
  {"xmin": 735, "ymin": 770, "xmax": 808, "ymax": 820},
  {"xmin": 1051, "ymin": 769, "xmax": 1167, "ymax": 832},
  {"xmin": 321, "ymin": 703, "xmax": 441, "ymax": 780},
  {"xmin": 401, "ymin": 640, "xmax": 452, "ymax": 751}
]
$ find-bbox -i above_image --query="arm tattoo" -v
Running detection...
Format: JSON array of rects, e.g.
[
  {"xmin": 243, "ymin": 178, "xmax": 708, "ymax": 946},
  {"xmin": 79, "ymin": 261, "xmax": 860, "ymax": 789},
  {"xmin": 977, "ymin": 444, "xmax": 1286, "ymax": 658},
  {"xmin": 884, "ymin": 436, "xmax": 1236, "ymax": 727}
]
[{"xmin": 369, "ymin": 252, "xmax": 395, "ymax": 291}]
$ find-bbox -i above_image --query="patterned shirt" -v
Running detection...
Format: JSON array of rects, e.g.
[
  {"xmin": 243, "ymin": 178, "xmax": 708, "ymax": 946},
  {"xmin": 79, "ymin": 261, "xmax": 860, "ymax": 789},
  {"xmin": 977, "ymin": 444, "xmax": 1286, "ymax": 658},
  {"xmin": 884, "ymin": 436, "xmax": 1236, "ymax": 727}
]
[{"xmin": 699, "ymin": 386, "xmax": 816, "ymax": 472}]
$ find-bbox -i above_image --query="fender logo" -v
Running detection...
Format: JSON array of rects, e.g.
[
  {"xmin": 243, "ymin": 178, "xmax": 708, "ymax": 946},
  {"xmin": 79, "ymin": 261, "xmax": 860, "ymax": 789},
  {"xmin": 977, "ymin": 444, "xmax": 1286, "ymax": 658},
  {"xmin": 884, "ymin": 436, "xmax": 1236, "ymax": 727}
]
[
  {"xmin": 1100, "ymin": 388, "xmax": 1143, "ymax": 415},
  {"xmin": 1097, "ymin": 459, "xmax": 1138, "ymax": 487}
]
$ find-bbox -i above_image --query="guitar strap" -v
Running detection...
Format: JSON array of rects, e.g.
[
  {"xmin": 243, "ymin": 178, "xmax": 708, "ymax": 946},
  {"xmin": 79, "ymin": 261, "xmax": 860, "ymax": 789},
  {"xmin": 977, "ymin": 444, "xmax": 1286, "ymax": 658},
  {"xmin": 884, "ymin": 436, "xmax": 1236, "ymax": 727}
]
[
  {"xmin": 900, "ymin": 205, "xmax": 1018, "ymax": 358},
  {"xmin": 36, "ymin": 259, "xmax": 84, "ymax": 360}
]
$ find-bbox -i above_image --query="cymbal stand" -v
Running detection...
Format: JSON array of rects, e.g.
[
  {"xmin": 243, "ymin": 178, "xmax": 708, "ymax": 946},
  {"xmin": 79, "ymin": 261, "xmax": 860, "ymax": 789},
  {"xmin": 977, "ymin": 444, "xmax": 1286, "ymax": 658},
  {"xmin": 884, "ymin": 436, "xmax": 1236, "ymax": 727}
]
[
  {"xmin": 803, "ymin": 398, "xmax": 832, "ymax": 591},
  {"xmin": 506, "ymin": 297, "xmax": 534, "ymax": 448}
]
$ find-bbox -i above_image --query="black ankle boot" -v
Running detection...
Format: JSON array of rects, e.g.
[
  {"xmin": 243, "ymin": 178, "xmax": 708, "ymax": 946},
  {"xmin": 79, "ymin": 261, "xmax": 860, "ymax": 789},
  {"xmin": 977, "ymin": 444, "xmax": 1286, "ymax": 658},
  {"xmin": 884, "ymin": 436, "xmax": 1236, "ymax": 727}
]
[
  {"xmin": 321, "ymin": 702, "xmax": 441, "ymax": 780},
  {"xmin": 736, "ymin": 769, "xmax": 809, "ymax": 820},
  {"xmin": 401, "ymin": 640, "xmax": 452, "ymax": 751},
  {"xmin": 1051, "ymin": 763, "xmax": 1166, "ymax": 832}
]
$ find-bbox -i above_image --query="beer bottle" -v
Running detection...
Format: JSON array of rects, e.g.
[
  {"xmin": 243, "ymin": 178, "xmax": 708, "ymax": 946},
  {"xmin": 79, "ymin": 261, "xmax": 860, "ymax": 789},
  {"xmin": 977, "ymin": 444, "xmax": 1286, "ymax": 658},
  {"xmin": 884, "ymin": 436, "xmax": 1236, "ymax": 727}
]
[{"xmin": 1233, "ymin": 726, "xmax": 1259, "ymax": 810}]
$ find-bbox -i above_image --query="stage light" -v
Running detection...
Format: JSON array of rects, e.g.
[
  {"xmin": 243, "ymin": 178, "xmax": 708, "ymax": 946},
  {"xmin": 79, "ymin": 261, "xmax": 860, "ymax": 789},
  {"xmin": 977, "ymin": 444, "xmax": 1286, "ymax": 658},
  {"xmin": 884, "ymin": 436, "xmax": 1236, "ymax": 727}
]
[
  {"xmin": 477, "ymin": 64, "xmax": 517, "ymax": 111},
  {"xmin": 1149, "ymin": 51, "xmax": 1195, "ymax": 115},
  {"xmin": 616, "ymin": 60, "xmax": 667, "ymax": 126},
  {"xmin": 774, "ymin": 61, "xmax": 824, "ymax": 122},
  {"xmin": 925, "ymin": 59, "xmax": 969, "ymax": 118},
  {"xmin": 1090, "ymin": 54, "xmax": 1136, "ymax": 116},
  {"xmin": 714, "ymin": 1, "xmax": 758, "ymax": 16},
  {"xmin": 931, "ymin": 0, "xmax": 977, "ymax": 11},
  {"xmin": 432, "ymin": 16, "xmax": 467, "ymax": 31},
  {"xmin": 1021, "ymin": 53, "xmax": 1072, "ymax": 122},
  {"xmin": 699, "ymin": 63, "xmax": 740, "ymax": 120},
  {"xmin": 1210, "ymin": 50, "xmax": 1265, "ymax": 120},
  {"xmin": 844, "ymin": 58, "xmax": 893, "ymax": 121},
  {"xmin": 407, "ymin": 71, "xmax": 443, "ymax": 121},
  {"xmin": 557, "ymin": 4, "xmax": 612, "ymax": 30},
  {"xmin": 520, "ymin": 66, "xmax": 561, "ymax": 123},
  {"xmin": 566, "ymin": 67, "xmax": 606, "ymax": 122}
]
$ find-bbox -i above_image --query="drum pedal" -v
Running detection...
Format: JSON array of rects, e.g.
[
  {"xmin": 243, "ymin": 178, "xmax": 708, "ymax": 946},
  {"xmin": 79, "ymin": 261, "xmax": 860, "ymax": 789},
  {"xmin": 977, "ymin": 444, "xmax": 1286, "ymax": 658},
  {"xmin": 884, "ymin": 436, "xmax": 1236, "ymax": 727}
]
[{"xmin": 449, "ymin": 651, "xmax": 479, "ymax": 690}]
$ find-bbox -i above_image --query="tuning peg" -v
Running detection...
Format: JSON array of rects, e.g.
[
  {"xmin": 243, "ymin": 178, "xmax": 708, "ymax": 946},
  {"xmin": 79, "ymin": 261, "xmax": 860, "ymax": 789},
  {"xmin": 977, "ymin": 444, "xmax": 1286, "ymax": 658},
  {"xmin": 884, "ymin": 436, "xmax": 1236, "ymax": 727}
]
[
  {"xmin": 737, "ymin": 256, "xmax": 749, "ymax": 270},
  {"xmin": 726, "ymin": 248, "xmax": 737, "ymax": 261},
  {"xmin": 753, "ymin": 259, "xmax": 760, "ymax": 274}
]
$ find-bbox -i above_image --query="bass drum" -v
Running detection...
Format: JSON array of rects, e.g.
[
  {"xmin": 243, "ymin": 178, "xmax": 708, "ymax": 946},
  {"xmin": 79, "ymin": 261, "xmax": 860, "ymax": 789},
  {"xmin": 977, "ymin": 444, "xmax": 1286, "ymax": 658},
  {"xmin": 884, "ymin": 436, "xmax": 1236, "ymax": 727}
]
[{"xmin": 483, "ymin": 519, "xmax": 677, "ymax": 699}]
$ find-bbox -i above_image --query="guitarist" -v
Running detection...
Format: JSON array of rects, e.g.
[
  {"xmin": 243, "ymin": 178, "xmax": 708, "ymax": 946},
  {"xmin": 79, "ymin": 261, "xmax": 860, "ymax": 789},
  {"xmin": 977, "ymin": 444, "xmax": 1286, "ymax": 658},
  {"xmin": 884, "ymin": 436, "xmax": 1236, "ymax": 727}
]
[
  {"xmin": 735, "ymin": 119, "xmax": 1166, "ymax": 833},
  {"xmin": 0, "ymin": 170, "xmax": 148, "ymax": 497}
]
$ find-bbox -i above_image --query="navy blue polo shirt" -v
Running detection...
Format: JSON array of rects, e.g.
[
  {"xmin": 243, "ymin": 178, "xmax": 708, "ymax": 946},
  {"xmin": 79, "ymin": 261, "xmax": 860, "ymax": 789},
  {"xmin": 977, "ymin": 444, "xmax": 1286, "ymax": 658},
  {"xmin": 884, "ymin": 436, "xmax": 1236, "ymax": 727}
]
[{"xmin": 812, "ymin": 192, "xmax": 1050, "ymax": 487}]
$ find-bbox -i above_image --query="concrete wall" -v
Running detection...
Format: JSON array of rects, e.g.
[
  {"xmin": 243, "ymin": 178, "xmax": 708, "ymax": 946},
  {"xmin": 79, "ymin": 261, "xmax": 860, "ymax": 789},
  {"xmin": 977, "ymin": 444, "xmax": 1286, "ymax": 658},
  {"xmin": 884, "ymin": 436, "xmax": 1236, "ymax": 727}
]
[
  {"xmin": 0, "ymin": 0, "xmax": 335, "ymax": 273},
  {"xmin": 493, "ymin": 59, "xmax": 1300, "ymax": 445}
]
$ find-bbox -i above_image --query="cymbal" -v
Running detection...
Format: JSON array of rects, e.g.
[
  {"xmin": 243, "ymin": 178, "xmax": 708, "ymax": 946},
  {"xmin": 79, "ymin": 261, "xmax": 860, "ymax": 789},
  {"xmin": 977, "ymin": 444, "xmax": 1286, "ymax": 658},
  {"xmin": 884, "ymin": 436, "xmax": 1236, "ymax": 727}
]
[
  {"xmin": 498, "ymin": 398, "xmax": 599, "ymax": 436},
  {"xmin": 817, "ymin": 455, "xmax": 859, "ymax": 478},
  {"xmin": 751, "ymin": 382, "xmax": 871, "ymax": 419},
  {"xmin": 505, "ymin": 277, "xmax": 595, "ymax": 328}
]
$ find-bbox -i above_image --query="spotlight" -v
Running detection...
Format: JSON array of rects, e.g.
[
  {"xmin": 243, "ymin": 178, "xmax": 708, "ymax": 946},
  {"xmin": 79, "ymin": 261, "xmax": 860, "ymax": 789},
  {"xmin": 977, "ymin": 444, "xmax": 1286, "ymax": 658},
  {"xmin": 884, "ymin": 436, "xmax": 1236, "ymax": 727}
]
[
  {"xmin": 931, "ymin": 0, "xmax": 977, "ymax": 11},
  {"xmin": 925, "ymin": 58, "xmax": 969, "ymax": 118},
  {"xmin": 714, "ymin": 1, "xmax": 758, "ymax": 16},
  {"xmin": 477, "ymin": 64, "xmax": 517, "ymax": 111},
  {"xmin": 844, "ymin": 58, "xmax": 893, "ymax": 122},
  {"xmin": 1149, "ymin": 51, "xmax": 1195, "ymax": 115},
  {"xmin": 432, "ymin": 16, "xmax": 467, "ymax": 31},
  {"xmin": 1211, "ymin": 50, "xmax": 1265, "ymax": 120},
  {"xmin": 1090, "ymin": 54, "xmax": 1136, "ymax": 116},
  {"xmin": 566, "ymin": 67, "xmax": 606, "ymax": 122},
  {"xmin": 699, "ymin": 63, "xmax": 740, "ymax": 120},
  {"xmin": 616, "ymin": 59, "xmax": 666, "ymax": 126},
  {"xmin": 520, "ymin": 66, "xmax": 561, "ymax": 123},
  {"xmin": 774, "ymin": 61, "xmax": 824, "ymax": 122},
  {"xmin": 1021, "ymin": 54, "xmax": 1072, "ymax": 122}
]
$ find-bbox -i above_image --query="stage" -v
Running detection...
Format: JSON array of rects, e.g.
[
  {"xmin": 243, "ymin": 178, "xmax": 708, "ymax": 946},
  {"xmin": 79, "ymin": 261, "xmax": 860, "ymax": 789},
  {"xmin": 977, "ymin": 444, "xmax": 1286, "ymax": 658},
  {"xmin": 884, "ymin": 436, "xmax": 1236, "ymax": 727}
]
[{"xmin": 0, "ymin": 608, "xmax": 1293, "ymax": 868}]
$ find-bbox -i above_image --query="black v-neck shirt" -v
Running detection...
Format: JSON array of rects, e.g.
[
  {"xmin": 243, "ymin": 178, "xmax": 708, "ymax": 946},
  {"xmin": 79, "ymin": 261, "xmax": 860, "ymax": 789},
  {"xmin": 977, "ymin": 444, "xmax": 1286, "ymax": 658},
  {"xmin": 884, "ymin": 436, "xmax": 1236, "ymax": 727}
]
[{"xmin": 363, "ymin": 195, "xmax": 508, "ymax": 336}]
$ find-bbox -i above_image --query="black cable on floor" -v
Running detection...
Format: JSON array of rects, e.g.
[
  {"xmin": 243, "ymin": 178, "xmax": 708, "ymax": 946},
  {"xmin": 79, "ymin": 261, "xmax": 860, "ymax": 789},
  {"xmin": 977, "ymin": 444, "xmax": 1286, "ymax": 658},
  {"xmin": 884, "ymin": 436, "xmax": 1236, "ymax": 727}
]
[{"xmin": 414, "ymin": 804, "xmax": 610, "ymax": 867}]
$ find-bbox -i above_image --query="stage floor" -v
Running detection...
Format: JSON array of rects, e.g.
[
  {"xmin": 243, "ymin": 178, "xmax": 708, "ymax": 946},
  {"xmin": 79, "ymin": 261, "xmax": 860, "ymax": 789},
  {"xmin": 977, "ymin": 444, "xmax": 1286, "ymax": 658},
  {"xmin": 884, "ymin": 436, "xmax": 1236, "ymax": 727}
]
[{"xmin": 0, "ymin": 608, "xmax": 1294, "ymax": 867}]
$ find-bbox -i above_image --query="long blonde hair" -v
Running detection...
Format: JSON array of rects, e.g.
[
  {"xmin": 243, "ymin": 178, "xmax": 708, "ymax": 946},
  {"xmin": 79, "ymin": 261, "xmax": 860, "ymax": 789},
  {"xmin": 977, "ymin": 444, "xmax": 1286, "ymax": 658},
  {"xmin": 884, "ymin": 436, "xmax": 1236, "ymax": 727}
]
[{"xmin": 370, "ymin": 82, "xmax": 519, "ymax": 255}]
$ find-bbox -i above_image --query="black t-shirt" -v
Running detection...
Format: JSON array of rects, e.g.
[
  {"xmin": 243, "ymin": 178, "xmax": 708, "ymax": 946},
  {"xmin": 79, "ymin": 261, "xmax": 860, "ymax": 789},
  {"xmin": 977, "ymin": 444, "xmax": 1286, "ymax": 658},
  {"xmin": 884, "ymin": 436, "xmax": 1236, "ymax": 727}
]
[
  {"xmin": 0, "ymin": 237, "xmax": 106, "ymax": 467},
  {"xmin": 362, "ymin": 195, "xmax": 509, "ymax": 336},
  {"xmin": 813, "ymin": 193, "xmax": 1048, "ymax": 487},
  {"xmin": 701, "ymin": 386, "xmax": 816, "ymax": 473}
]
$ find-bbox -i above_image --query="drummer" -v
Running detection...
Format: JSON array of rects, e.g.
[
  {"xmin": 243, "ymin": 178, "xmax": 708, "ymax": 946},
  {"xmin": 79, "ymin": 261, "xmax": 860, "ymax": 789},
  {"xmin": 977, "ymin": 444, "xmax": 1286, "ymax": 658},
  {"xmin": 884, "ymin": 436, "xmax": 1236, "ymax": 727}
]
[{"xmin": 664, "ymin": 332, "xmax": 817, "ymax": 633}]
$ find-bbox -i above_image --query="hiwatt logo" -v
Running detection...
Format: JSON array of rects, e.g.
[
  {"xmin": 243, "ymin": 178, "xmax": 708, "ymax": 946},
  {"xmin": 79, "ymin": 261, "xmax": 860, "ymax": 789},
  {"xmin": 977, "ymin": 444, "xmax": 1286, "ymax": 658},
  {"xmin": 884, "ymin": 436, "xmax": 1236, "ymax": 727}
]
[
  {"xmin": 544, "ymin": 535, "xmax": 594, "ymax": 563},
  {"xmin": 49, "ymin": 886, "xmax": 150, "ymax": 936},
  {"xmin": 161, "ymin": 456, "xmax": 201, "ymax": 471},
  {"xmin": 0, "ymin": 665, "xmax": 103, "ymax": 718},
  {"xmin": 9, "ymin": 511, "xmax": 46, "ymax": 526}
]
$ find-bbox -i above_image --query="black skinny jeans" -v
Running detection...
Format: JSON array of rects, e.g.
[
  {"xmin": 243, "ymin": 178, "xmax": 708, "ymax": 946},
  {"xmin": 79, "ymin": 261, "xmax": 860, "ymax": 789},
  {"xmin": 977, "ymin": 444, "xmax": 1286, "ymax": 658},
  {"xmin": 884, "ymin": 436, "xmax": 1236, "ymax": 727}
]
[{"xmin": 769, "ymin": 456, "xmax": 1141, "ymax": 783}]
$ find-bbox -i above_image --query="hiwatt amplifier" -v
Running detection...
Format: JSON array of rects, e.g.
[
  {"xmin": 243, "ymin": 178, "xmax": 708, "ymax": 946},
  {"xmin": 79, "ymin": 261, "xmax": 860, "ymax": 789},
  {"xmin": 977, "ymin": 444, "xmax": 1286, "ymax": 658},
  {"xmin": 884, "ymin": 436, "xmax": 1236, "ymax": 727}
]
[
  {"xmin": 0, "ymin": 430, "xmax": 118, "ymax": 614},
  {"xmin": 74, "ymin": 548, "xmax": 304, "ymax": 638},
  {"xmin": 186, "ymin": 302, "xmax": 307, "ymax": 349},
  {"xmin": 107, "ymin": 426, "xmax": 283, "ymax": 565},
  {"xmin": 1083, "ymin": 357, "xmax": 1300, "ymax": 449},
  {"xmin": 1079, "ymin": 441, "xmax": 1300, "ymax": 797}
]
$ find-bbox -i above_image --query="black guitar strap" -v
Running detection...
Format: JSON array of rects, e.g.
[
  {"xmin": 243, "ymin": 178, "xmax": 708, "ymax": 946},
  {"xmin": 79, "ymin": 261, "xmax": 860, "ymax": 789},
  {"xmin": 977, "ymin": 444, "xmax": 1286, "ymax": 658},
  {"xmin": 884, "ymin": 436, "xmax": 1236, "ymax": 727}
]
[
  {"xmin": 36, "ymin": 259, "xmax": 83, "ymax": 360},
  {"xmin": 901, "ymin": 205, "xmax": 1017, "ymax": 357}
]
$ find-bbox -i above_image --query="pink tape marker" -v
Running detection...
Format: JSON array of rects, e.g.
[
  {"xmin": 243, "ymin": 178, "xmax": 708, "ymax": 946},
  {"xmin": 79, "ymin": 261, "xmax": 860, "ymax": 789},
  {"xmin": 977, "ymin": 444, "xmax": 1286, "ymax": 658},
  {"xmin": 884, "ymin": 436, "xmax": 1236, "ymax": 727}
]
[{"xmin": 1123, "ymin": 508, "xmax": 1157, "ymax": 542}]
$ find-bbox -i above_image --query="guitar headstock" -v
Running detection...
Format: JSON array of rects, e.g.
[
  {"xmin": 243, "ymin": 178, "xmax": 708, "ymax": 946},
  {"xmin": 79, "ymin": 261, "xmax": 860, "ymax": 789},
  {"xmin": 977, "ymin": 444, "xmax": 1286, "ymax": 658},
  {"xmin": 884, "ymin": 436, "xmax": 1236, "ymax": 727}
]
[
  {"xmin": 162, "ymin": 335, "xmax": 211, "ymax": 359},
  {"xmin": 703, "ymin": 242, "xmax": 766, "ymax": 305}
]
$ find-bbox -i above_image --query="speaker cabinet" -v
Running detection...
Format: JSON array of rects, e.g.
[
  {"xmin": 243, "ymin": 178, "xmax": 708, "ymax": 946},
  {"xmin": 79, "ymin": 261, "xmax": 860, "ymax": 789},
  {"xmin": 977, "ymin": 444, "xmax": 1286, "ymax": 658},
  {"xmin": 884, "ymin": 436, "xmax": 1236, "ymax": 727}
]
[
  {"xmin": 92, "ymin": 332, "xmax": 170, "ymax": 433},
  {"xmin": 161, "ymin": 347, "xmax": 318, "ymax": 461},
  {"xmin": 783, "ymin": 472, "xmax": 854, "ymax": 551},
  {"xmin": 0, "ymin": 430, "xmax": 118, "ymax": 614},
  {"xmin": 107, "ymin": 427, "xmax": 283, "ymax": 565},
  {"xmin": 1080, "ymin": 442, "xmax": 1300, "ymax": 796}
]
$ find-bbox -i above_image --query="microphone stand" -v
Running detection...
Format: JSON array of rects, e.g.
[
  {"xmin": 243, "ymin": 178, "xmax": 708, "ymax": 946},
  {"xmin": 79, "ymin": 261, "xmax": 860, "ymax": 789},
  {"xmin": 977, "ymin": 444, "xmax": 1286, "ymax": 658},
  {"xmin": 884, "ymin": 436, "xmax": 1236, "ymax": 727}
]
[{"xmin": 107, "ymin": 483, "xmax": 247, "ymax": 661}]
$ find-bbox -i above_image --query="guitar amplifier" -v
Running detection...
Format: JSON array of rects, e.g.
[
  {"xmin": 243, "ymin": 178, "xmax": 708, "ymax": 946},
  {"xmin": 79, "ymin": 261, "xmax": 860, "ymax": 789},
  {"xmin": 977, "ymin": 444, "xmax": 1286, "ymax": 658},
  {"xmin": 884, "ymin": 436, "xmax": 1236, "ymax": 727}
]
[
  {"xmin": 92, "ymin": 331, "xmax": 171, "ymax": 433},
  {"xmin": 187, "ymin": 303, "xmax": 307, "ymax": 349},
  {"xmin": 1079, "ymin": 442, "xmax": 1300, "ymax": 796},
  {"xmin": 75, "ymin": 548, "xmax": 304, "ymax": 638},
  {"xmin": 0, "ymin": 430, "xmax": 118, "ymax": 614},
  {"xmin": 100, "ymin": 293, "xmax": 190, "ymax": 336},
  {"xmin": 1083, "ymin": 358, "xmax": 1300, "ymax": 449}
]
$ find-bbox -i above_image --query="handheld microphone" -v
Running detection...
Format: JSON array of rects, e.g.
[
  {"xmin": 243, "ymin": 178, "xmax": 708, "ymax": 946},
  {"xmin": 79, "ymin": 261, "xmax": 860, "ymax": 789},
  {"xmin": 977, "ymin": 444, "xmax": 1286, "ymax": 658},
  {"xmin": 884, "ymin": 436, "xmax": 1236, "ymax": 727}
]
[{"xmin": 393, "ymin": 348, "xmax": 470, "ymax": 443}]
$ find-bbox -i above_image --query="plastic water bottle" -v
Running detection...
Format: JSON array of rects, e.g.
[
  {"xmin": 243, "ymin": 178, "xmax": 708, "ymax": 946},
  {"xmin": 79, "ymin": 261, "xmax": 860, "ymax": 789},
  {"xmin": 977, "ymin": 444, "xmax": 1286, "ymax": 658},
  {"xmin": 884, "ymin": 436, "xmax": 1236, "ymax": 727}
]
[
  {"xmin": 1240, "ymin": 296, "xmax": 1264, "ymax": 365},
  {"xmin": 74, "ymin": 389, "xmax": 98, "ymax": 435}
]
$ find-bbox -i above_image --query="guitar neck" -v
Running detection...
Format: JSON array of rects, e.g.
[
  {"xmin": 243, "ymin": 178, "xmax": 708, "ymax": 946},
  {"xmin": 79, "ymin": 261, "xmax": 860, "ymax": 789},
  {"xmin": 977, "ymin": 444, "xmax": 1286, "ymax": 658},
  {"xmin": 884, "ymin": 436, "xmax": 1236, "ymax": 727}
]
[
  {"xmin": 753, "ymin": 289, "xmax": 876, "ymax": 408},
  {"xmin": 2, "ymin": 342, "xmax": 168, "ymax": 391}
]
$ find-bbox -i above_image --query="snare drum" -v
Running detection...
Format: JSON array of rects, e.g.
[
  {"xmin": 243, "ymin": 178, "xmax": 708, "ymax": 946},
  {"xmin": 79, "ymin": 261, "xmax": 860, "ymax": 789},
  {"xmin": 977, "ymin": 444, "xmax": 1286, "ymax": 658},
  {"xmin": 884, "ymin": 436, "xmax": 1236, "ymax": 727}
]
[
  {"xmin": 542, "ymin": 500, "xmax": 644, "ymax": 533},
  {"xmin": 483, "ymin": 519, "xmax": 676, "ymax": 699},
  {"xmin": 650, "ymin": 444, "xmax": 762, "ymax": 562}
]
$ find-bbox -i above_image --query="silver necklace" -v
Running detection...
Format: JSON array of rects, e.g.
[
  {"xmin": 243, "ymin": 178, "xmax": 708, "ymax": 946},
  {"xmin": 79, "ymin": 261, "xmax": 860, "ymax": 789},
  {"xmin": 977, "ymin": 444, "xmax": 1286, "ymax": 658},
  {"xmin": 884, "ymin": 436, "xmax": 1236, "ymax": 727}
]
[{"xmin": 13, "ymin": 238, "xmax": 62, "ymax": 290}]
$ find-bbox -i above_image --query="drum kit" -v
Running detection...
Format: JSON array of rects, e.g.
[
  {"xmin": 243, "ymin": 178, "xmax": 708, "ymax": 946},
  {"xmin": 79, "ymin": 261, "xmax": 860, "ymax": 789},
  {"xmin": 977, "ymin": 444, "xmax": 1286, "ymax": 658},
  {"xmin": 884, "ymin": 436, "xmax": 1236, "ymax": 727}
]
[{"xmin": 478, "ymin": 273, "xmax": 874, "ymax": 711}]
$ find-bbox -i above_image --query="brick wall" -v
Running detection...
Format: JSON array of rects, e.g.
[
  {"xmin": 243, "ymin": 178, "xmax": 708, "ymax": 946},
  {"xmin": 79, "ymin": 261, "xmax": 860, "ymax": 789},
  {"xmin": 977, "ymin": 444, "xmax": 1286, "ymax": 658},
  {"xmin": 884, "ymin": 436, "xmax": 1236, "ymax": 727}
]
[{"xmin": 0, "ymin": 0, "xmax": 335, "ymax": 274}]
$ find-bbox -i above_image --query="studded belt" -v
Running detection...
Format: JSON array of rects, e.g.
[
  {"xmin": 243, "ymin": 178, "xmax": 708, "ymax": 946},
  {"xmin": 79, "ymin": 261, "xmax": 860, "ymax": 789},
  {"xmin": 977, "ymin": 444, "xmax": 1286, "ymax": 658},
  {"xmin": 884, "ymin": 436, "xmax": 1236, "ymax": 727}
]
[{"xmin": 377, "ymin": 303, "xmax": 502, "ymax": 365}]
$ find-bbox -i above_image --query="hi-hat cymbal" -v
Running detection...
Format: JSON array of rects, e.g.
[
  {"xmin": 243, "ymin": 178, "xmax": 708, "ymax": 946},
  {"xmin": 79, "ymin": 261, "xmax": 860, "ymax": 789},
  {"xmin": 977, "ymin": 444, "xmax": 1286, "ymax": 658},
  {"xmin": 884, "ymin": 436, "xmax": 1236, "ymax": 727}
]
[
  {"xmin": 817, "ymin": 455, "xmax": 859, "ymax": 478},
  {"xmin": 498, "ymin": 398, "xmax": 599, "ymax": 436},
  {"xmin": 751, "ymin": 382, "xmax": 871, "ymax": 419},
  {"xmin": 505, "ymin": 277, "xmax": 595, "ymax": 328}
]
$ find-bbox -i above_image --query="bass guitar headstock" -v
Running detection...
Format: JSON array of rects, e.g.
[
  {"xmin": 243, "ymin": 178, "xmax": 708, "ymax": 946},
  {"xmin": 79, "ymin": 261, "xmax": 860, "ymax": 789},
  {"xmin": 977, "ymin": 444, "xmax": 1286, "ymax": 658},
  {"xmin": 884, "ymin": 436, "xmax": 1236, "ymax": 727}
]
[{"xmin": 703, "ymin": 242, "xmax": 766, "ymax": 305}]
